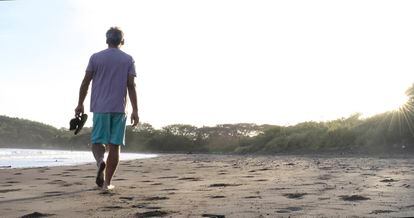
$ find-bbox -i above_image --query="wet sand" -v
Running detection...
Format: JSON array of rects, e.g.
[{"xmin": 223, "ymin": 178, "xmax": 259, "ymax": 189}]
[{"xmin": 1, "ymin": 154, "xmax": 414, "ymax": 217}]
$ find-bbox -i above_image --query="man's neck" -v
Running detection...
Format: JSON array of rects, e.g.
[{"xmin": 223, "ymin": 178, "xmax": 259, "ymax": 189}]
[{"xmin": 108, "ymin": 45, "xmax": 120, "ymax": 49}]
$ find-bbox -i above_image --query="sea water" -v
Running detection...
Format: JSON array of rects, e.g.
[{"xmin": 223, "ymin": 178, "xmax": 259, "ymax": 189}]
[{"xmin": 0, "ymin": 148, "xmax": 157, "ymax": 168}]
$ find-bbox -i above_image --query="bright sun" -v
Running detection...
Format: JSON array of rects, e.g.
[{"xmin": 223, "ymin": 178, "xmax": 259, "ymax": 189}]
[
  {"xmin": 389, "ymin": 94, "xmax": 409, "ymax": 111},
  {"xmin": 362, "ymin": 92, "xmax": 410, "ymax": 118}
]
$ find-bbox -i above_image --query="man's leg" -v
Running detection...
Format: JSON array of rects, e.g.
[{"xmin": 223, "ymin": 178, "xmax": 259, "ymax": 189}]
[
  {"xmin": 103, "ymin": 144, "xmax": 120, "ymax": 189},
  {"xmin": 92, "ymin": 143, "xmax": 106, "ymax": 187},
  {"xmin": 92, "ymin": 143, "xmax": 105, "ymax": 164}
]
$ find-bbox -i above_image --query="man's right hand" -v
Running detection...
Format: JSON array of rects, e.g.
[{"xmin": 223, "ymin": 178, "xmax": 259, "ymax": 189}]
[
  {"xmin": 75, "ymin": 104, "xmax": 84, "ymax": 116},
  {"xmin": 131, "ymin": 111, "xmax": 139, "ymax": 127}
]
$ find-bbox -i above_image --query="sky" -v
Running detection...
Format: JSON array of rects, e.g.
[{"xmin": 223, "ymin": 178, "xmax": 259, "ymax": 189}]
[{"xmin": 0, "ymin": 0, "xmax": 414, "ymax": 129}]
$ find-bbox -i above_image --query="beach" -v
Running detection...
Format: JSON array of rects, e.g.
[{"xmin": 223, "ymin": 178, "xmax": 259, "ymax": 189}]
[{"xmin": 1, "ymin": 154, "xmax": 414, "ymax": 217}]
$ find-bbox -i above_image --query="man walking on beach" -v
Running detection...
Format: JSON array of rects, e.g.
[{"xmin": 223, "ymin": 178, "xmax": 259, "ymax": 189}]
[{"xmin": 75, "ymin": 27, "xmax": 139, "ymax": 190}]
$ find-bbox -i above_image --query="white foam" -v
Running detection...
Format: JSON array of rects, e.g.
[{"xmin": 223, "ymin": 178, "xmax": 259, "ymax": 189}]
[{"xmin": 0, "ymin": 148, "xmax": 157, "ymax": 168}]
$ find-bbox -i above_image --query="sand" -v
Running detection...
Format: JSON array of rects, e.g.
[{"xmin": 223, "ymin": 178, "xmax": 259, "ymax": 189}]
[{"xmin": 1, "ymin": 154, "xmax": 414, "ymax": 217}]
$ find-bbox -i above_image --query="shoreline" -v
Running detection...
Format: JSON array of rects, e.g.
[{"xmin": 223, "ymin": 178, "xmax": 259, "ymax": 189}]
[
  {"xmin": 1, "ymin": 154, "xmax": 414, "ymax": 217},
  {"xmin": 3, "ymin": 146, "xmax": 414, "ymax": 159},
  {"xmin": 0, "ymin": 148, "xmax": 157, "ymax": 169}
]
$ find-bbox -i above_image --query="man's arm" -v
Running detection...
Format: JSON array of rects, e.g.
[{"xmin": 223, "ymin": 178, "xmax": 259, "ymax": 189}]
[
  {"xmin": 75, "ymin": 71, "xmax": 93, "ymax": 116},
  {"xmin": 127, "ymin": 74, "xmax": 139, "ymax": 127}
]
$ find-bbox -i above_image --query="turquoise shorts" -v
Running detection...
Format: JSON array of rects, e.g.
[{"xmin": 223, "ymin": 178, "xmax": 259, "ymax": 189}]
[{"xmin": 91, "ymin": 113, "xmax": 127, "ymax": 146}]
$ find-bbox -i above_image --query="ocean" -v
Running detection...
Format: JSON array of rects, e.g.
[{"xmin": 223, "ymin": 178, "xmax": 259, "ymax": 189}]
[{"xmin": 0, "ymin": 148, "xmax": 157, "ymax": 168}]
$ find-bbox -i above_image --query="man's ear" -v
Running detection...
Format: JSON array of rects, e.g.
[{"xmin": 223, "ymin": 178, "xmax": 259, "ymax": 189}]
[{"xmin": 121, "ymin": 39, "xmax": 125, "ymax": 45}]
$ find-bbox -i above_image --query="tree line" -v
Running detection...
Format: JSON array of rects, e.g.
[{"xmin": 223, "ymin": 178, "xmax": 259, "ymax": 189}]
[{"xmin": 1, "ymin": 85, "xmax": 414, "ymax": 154}]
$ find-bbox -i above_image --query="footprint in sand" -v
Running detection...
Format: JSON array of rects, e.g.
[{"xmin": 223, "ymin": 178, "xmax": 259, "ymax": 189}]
[
  {"xmin": 339, "ymin": 195, "xmax": 370, "ymax": 201},
  {"xmin": 157, "ymin": 176, "xmax": 179, "ymax": 179},
  {"xmin": 47, "ymin": 180, "xmax": 64, "ymax": 184},
  {"xmin": 162, "ymin": 188, "xmax": 177, "ymax": 191},
  {"xmin": 151, "ymin": 183, "xmax": 163, "ymax": 186},
  {"xmin": 131, "ymin": 204, "xmax": 147, "ymax": 208},
  {"xmin": 244, "ymin": 196, "xmax": 262, "ymax": 199},
  {"xmin": 254, "ymin": 179, "xmax": 268, "ymax": 182},
  {"xmin": 100, "ymin": 205, "xmax": 124, "ymax": 211},
  {"xmin": 283, "ymin": 193, "xmax": 307, "ymax": 199},
  {"xmin": 135, "ymin": 210, "xmax": 171, "ymax": 218},
  {"xmin": 144, "ymin": 196, "xmax": 169, "ymax": 201},
  {"xmin": 209, "ymin": 195, "xmax": 226, "ymax": 199},
  {"xmin": 47, "ymin": 180, "xmax": 71, "ymax": 187},
  {"xmin": 20, "ymin": 212, "xmax": 54, "ymax": 218},
  {"xmin": 65, "ymin": 168, "xmax": 82, "ymax": 172},
  {"xmin": 146, "ymin": 206, "xmax": 162, "ymax": 210},
  {"xmin": 0, "ymin": 188, "xmax": 22, "ymax": 193},
  {"xmin": 209, "ymin": 183, "xmax": 242, "ymax": 188},
  {"xmin": 370, "ymin": 209, "xmax": 395, "ymax": 214},
  {"xmin": 318, "ymin": 174, "xmax": 332, "ymax": 180},
  {"xmin": 361, "ymin": 173, "xmax": 376, "ymax": 176},
  {"xmin": 43, "ymin": 191, "xmax": 65, "ymax": 196},
  {"xmin": 277, "ymin": 207, "xmax": 302, "ymax": 213},
  {"xmin": 269, "ymin": 187, "xmax": 289, "ymax": 191},
  {"xmin": 35, "ymin": 178, "xmax": 49, "ymax": 181},
  {"xmin": 178, "ymin": 177, "xmax": 201, "ymax": 182},
  {"xmin": 380, "ymin": 178, "xmax": 398, "ymax": 183},
  {"xmin": 202, "ymin": 214, "xmax": 225, "ymax": 218}
]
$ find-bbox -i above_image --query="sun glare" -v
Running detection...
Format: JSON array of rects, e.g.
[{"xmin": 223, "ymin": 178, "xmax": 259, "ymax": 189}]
[{"xmin": 390, "ymin": 94, "xmax": 409, "ymax": 112}]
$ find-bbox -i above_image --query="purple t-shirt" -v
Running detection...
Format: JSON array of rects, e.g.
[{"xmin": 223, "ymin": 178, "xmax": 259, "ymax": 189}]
[{"xmin": 86, "ymin": 48, "xmax": 136, "ymax": 113}]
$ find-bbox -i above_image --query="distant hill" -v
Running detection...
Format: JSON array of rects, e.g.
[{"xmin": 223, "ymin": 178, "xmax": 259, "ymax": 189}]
[
  {"xmin": 0, "ymin": 116, "xmax": 61, "ymax": 147},
  {"xmin": 0, "ymin": 115, "xmax": 90, "ymax": 150}
]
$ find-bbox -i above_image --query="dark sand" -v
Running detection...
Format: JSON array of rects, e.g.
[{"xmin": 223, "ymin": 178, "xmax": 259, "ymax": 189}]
[{"xmin": 1, "ymin": 154, "xmax": 414, "ymax": 217}]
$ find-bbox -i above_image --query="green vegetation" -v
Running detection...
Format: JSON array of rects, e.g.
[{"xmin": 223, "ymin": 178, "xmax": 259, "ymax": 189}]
[{"xmin": 1, "ymin": 85, "xmax": 414, "ymax": 154}]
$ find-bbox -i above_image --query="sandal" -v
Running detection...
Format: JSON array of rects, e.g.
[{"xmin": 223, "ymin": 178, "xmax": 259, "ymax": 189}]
[{"xmin": 69, "ymin": 114, "xmax": 88, "ymax": 135}]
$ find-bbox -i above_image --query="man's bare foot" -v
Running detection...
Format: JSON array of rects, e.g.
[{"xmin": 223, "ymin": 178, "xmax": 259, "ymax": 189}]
[
  {"xmin": 102, "ymin": 183, "xmax": 115, "ymax": 191},
  {"xmin": 96, "ymin": 161, "xmax": 106, "ymax": 187}
]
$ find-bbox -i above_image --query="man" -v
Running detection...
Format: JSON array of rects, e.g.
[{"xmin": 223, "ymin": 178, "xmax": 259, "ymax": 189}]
[{"xmin": 75, "ymin": 27, "xmax": 139, "ymax": 190}]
